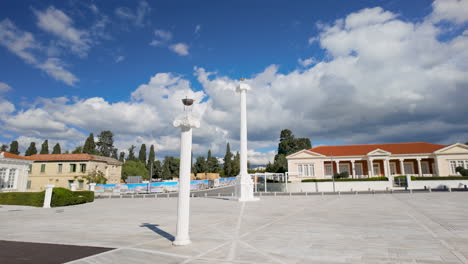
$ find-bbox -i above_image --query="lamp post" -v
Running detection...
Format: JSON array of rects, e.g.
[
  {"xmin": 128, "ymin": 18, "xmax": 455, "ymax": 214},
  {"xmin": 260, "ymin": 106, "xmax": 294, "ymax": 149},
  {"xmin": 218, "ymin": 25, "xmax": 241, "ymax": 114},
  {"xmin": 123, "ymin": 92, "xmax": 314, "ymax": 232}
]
[
  {"xmin": 173, "ymin": 98, "xmax": 200, "ymax": 246},
  {"xmin": 235, "ymin": 80, "xmax": 258, "ymax": 202}
]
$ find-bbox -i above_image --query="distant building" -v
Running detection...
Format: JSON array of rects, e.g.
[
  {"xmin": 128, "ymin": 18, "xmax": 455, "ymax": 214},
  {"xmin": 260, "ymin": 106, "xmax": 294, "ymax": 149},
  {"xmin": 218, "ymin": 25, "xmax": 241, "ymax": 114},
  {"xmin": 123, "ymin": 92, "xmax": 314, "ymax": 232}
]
[
  {"xmin": 287, "ymin": 142, "xmax": 468, "ymax": 181},
  {"xmin": 0, "ymin": 151, "xmax": 33, "ymax": 192},
  {"xmin": 28, "ymin": 154, "xmax": 122, "ymax": 191}
]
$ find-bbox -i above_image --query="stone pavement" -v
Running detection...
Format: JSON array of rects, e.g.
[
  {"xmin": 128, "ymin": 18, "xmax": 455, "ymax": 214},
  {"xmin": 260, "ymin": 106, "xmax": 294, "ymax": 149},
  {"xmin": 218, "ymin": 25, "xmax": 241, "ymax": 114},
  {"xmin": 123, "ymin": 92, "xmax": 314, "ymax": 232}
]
[{"xmin": 1, "ymin": 193, "xmax": 468, "ymax": 263}]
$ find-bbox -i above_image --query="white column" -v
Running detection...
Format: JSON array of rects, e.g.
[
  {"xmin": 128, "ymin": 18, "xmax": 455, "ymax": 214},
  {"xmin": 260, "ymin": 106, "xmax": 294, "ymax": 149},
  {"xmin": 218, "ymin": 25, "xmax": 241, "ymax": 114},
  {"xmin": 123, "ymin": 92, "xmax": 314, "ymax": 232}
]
[
  {"xmin": 70, "ymin": 183, "xmax": 77, "ymax": 191},
  {"xmin": 173, "ymin": 113, "xmax": 200, "ymax": 246},
  {"xmin": 336, "ymin": 161, "xmax": 340, "ymax": 174},
  {"xmin": 89, "ymin": 183, "xmax": 96, "ymax": 191},
  {"xmin": 43, "ymin": 184, "xmax": 54, "ymax": 208},
  {"xmin": 417, "ymin": 158, "xmax": 422, "ymax": 177},
  {"xmin": 235, "ymin": 82, "xmax": 257, "ymax": 202},
  {"xmin": 383, "ymin": 159, "xmax": 389, "ymax": 177},
  {"xmin": 399, "ymin": 159, "xmax": 405, "ymax": 175},
  {"xmin": 351, "ymin": 161, "xmax": 355, "ymax": 179},
  {"xmin": 368, "ymin": 159, "xmax": 374, "ymax": 178},
  {"xmin": 322, "ymin": 161, "xmax": 326, "ymax": 178}
]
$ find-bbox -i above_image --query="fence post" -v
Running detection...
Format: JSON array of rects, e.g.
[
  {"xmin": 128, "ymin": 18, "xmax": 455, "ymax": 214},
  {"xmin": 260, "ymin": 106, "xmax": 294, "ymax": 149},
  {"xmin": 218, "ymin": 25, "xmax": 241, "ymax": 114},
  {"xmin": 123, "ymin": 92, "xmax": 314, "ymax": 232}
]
[
  {"xmin": 43, "ymin": 184, "xmax": 54, "ymax": 208},
  {"xmin": 406, "ymin": 174, "xmax": 412, "ymax": 190}
]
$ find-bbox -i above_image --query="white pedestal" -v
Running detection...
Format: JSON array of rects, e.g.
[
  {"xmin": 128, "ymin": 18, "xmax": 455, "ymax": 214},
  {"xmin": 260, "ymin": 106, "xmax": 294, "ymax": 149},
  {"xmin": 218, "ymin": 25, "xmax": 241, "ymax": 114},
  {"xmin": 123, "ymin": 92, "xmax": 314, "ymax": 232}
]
[
  {"xmin": 43, "ymin": 184, "xmax": 54, "ymax": 208},
  {"xmin": 89, "ymin": 183, "xmax": 96, "ymax": 191},
  {"xmin": 236, "ymin": 175, "xmax": 259, "ymax": 202},
  {"xmin": 70, "ymin": 183, "xmax": 77, "ymax": 191}
]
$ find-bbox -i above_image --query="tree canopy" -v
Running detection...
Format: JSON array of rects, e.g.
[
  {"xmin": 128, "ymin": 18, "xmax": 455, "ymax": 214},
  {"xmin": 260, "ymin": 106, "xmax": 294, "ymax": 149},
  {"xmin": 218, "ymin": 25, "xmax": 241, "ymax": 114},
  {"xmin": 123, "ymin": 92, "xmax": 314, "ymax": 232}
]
[
  {"xmin": 83, "ymin": 133, "xmax": 96, "ymax": 154},
  {"xmin": 40, "ymin": 140, "xmax": 49, "ymax": 154},
  {"xmin": 25, "ymin": 142, "xmax": 37, "ymax": 156},
  {"xmin": 9, "ymin": 141, "xmax": 19, "ymax": 155},
  {"xmin": 223, "ymin": 143, "xmax": 234, "ymax": 177},
  {"xmin": 96, "ymin": 130, "xmax": 115, "ymax": 157},
  {"xmin": 52, "ymin": 143, "xmax": 61, "ymax": 154},
  {"xmin": 122, "ymin": 160, "xmax": 149, "ymax": 181},
  {"xmin": 267, "ymin": 129, "xmax": 311, "ymax": 173},
  {"xmin": 138, "ymin": 144, "xmax": 147, "ymax": 163}
]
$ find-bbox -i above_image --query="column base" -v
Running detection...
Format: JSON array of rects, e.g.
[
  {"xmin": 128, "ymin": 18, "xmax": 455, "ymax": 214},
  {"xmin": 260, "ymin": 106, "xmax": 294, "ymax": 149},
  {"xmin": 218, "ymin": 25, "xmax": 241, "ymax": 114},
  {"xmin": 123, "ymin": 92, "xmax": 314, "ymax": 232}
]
[
  {"xmin": 173, "ymin": 238, "xmax": 191, "ymax": 246},
  {"xmin": 235, "ymin": 174, "xmax": 259, "ymax": 202}
]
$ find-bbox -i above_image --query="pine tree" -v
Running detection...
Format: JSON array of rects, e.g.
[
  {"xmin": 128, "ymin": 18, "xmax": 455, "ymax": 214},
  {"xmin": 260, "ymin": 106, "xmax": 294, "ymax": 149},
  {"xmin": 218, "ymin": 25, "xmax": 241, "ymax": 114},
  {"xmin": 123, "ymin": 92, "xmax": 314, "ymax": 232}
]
[
  {"xmin": 148, "ymin": 145, "xmax": 155, "ymax": 167},
  {"xmin": 119, "ymin": 152, "xmax": 125, "ymax": 162},
  {"xmin": 127, "ymin": 145, "xmax": 136, "ymax": 161},
  {"xmin": 9, "ymin": 141, "xmax": 20, "ymax": 155},
  {"xmin": 138, "ymin": 144, "xmax": 147, "ymax": 163},
  {"xmin": 25, "ymin": 142, "xmax": 38, "ymax": 156},
  {"xmin": 52, "ymin": 143, "xmax": 61, "ymax": 154},
  {"xmin": 223, "ymin": 143, "xmax": 233, "ymax": 177},
  {"xmin": 40, "ymin": 140, "xmax": 49, "ymax": 154},
  {"xmin": 96, "ymin": 131, "xmax": 114, "ymax": 157},
  {"xmin": 0, "ymin": 144, "xmax": 7, "ymax": 151},
  {"xmin": 232, "ymin": 152, "xmax": 240, "ymax": 176},
  {"xmin": 83, "ymin": 133, "xmax": 96, "ymax": 154}
]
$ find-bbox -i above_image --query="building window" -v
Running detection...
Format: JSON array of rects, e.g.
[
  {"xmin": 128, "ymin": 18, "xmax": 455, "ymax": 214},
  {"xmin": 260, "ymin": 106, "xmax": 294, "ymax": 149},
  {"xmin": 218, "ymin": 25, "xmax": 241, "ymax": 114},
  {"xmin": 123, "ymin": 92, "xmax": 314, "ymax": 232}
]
[
  {"xmin": 373, "ymin": 163, "xmax": 380, "ymax": 176},
  {"xmin": 298, "ymin": 164, "xmax": 314, "ymax": 177},
  {"xmin": 325, "ymin": 164, "xmax": 332, "ymax": 176},
  {"xmin": 57, "ymin": 164, "xmax": 63, "ymax": 173},
  {"xmin": 421, "ymin": 162, "xmax": 430, "ymax": 174},
  {"xmin": 40, "ymin": 164, "xmax": 46, "ymax": 173},
  {"xmin": 7, "ymin": 169, "xmax": 16, "ymax": 188},
  {"xmin": 0, "ymin": 168, "xmax": 7, "ymax": 188},
  {"xmin": 450, "ymin": 160, "xmax": 468, "ymax": 174},
  {"xmin": 80, "ymin": 164, "xmax": 86, "ymax": 173},
  {"xmin": 70, "ymin": 164, "xmax": 77, "ymax": 173},
  {"xmin": 78, "ymin": 180, "xmax": 84, "ymax": 189},
  {"xmin": 404, "ymin": 162, "xmax": 414, "ymax": 175},
  {"xmin": 339, "ymin": 163, "xmax": 350, "ymax": 174},
  {"xmin": 27, "ymin": 180, "xmax": 31, "ymax": 189}
]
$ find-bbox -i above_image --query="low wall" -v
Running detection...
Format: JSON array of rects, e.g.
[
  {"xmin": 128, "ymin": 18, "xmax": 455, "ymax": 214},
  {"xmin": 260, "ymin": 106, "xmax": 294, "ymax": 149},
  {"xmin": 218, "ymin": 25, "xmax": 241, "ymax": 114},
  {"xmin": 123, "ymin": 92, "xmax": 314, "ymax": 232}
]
[
  {"xmin": 410, "ymin": 180, "xmax": 468, "ymax": 190},
  {"xmin": 266, "ymin": 181, "xmax": 392, "ymax": 193}
]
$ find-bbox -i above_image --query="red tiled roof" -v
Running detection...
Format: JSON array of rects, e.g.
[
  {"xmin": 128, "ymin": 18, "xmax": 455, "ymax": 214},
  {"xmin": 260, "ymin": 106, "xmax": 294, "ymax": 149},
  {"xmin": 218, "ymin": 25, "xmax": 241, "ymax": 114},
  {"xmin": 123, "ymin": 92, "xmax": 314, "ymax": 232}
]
[
  {"xmin": 310, "ymin": 142, "xmax": 446, "ymax": 156},
  {"xmin": 28, "ymin": 153, "xmax": 95, "ymax": 161},
  {"xmin": 0, "ymin": 151, "xmax": 31, "ymax": 160}
]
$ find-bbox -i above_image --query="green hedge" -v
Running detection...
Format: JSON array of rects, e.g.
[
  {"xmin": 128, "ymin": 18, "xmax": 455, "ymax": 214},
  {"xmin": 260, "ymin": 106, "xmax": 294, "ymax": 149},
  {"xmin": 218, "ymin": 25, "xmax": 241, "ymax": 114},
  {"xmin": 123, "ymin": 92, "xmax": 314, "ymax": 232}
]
[
  {"xmin": 393, "ymin": 175, "xmax": 468, "ymax": 181},
  {"xmin": 0, "ymin": 191, "xmax": 44, "ymax": 207},
  {"xmin": 302, "ymin": 177, "xmax": 388, "ymax": 182},
  {"xmin": 0, "ymin": 188, "xmax": 94, "ymax": 207}
]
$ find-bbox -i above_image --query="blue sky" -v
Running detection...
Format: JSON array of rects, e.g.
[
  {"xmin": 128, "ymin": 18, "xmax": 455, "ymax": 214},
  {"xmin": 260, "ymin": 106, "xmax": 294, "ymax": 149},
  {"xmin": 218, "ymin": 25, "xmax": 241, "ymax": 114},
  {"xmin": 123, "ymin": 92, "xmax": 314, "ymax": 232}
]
[{"xmin": 0, "ymin": 0, "xmax": 467, "ymax": 164}]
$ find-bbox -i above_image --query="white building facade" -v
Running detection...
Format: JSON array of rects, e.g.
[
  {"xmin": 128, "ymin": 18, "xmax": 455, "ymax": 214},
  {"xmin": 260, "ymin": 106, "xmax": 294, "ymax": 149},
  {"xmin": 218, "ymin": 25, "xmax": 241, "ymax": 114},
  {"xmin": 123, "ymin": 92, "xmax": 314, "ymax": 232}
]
[
  {"xmin": 286, "ymin": 142, "xmax": 468, "ymax": 182},
  {"xmin": 0, "ymin": 151, "xmax": 33, "ymax": 192}
]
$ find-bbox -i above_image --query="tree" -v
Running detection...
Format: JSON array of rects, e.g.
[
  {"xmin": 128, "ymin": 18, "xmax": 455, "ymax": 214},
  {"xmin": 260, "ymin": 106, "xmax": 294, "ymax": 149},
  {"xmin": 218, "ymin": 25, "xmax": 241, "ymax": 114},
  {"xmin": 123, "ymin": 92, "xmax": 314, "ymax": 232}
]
[
  {"xmin": 83, "ymin": 170, "xmax": 107, "ymax": 184},
  {"xmin": 82, "ymin": 133, "xmax": 96, "ymax": 154},
  {"xmin": 206, "ymin": 150, "xmax": 220, "ymax": 173},
  {"xmin": 153, "ymin": 160, "xmax": 163, "ymax": 178},
  {"xmin": 223, "ymin": 143, "xmax": 233, "ymax": 177},
  {"xmin": 127, "ymin": 145, "xmax": 136, "ymax": 161},
  {"xmin": 111, "ymin": 148, "xmax": 118, "ymax": 159},
  {"xmin": 40, "ymin": 140, "xmax": 49, "ymax": 154},
  {"xmin": 9, "ymin": 140, "xmax": 20, "ymax": 155},
  {"xmin": 0, "ymin": 144, "xmax": 7, "ymax": 151},
  {"xmin": 96, "ymin": 130, "xmax": 115, "ymax": 157},
  {"xmin": 72, "ymin": 146, "xmax": 83, "ymax": 154},
  {"xmin": 138, "ymin": 144, "xmax": 147, "ymax": 163},
  {"xmin": 270, "ymin": 129, "xmax": 312, "ymax": 173},
  {"xmin": 25, "ymin": 142, "xmax": 37, "ymax": 156},
  {"xmin": 119, "ymin": 152, "xmax": 125, "ymax": 162},
  {"xmin": 148, "ymin": 145, "xmax": 155, "ymax": 167},
  {"xmin": 162, "ymin": 156, "xmax": 180, "ymax": 179},
  {"xmin": 52, "ymin": 143, "xmax": 61, "ymax": 154},
  {"xmin": 193, "ymin": 156, "xmax": 207, "ymax": 174},
  {"xmin": 122, "ymin": 160, "xmax": 149, "ymax": 181},
  {"xmin": 456, "ymin": 166, "xmax": 468, "ymax": 176},
  {"xmin": 232, "ymin": 152, "xmax": 240, "ymax": 176}
]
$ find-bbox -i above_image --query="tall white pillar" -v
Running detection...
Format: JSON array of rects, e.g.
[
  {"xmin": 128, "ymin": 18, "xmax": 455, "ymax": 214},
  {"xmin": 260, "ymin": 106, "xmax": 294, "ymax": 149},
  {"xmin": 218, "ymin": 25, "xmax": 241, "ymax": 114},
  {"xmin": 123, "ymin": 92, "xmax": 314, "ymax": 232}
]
[
  {"xmin": 43, "ymin": 184, "xmax": 54, "ymax": 208},
  {"xmin": 173, "ymin": 111, "xmax": 200, "ymax": 246},
  {"xmin": 336, "ymin": 161, "xmax": 340, "ymax": 174},
  {"xmin": 417, "ymin": 158, "xmax": 422, "ymax": 177},
  {"xmin": 351, "ymin": 161, "xmax": 355, "ymax": 179},
  {"xmin": 236, "ymin": 82, "xmax": 258, "ymax": 202},
  {"xmin": 368, "ymin": 159, "xmax": 374, "ymax": 178},
  {"xmin": 399, "ymin": 159, "xmax": 405, "ymax": 175}
]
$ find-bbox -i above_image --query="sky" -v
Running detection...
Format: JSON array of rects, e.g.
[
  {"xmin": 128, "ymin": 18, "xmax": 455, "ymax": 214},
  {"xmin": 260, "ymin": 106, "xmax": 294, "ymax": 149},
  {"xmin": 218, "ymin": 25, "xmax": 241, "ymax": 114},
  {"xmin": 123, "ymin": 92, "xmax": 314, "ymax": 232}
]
[{"xmin": 0, "ymin": 0, "xmax": 467, "ymax": 164}]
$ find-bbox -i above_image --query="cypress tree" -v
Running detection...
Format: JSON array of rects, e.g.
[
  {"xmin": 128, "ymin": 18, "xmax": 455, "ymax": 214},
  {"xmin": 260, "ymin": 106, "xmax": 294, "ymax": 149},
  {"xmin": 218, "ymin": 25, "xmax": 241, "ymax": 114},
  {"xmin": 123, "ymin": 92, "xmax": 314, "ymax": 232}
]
[
  {"xmin": 9, "ymin": 141, "xmax": 20, "ymax": 155},
  {"xmin": 0, "ymin": 144, "xmax": 7, "ymax": 151},
  {"xmin": 52, "ymin": 143, "xmax": 61, "ymax": 154},
  {"xmin": 83, "ymin": 133, "xmax": 96, "ymax": 154},
  {"xmin": 223, "ymin": 143, "xmax": 233, "ymax": 177},
  {"xmin": 127, "ymin": 145, "xmax": 136, "ymax": 161},
  {"xmin": 40, "ymin": 140, "xmax": 49, "ymax": 154},
  {"xmin": 138, "ymin": 144, "xmax": 147, "ymax": 163},
  {"xmin": 233, "ymin": 152, "xmax": 240, "ymax": 176},
  {"xmin": 25, "ymin": 142, "xmax": 37, "ymax": 156},
  {"xmin": 148, "ymin": 145, "xmax": 155, "ymax": 167}
]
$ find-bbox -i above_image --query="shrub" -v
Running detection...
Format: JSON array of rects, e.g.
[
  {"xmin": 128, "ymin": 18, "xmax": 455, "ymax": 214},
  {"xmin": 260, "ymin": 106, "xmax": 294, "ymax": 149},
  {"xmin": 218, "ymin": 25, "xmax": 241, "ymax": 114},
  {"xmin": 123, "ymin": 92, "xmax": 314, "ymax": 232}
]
[
  {"xmin": 411, "ymin": 176, "xmax": 468, "ymax": 181},
  {"xmin": 74, "ymin": 190, "xmax": 94, "ymax": 203},
  {"xmin": 334, "ymin": 171, "xmax": 349, "ymax": 179},
  {"xmin": 0, "ymin": 191, "xmax": 44, "ymax": 207},
  {"xmin": 302, "ymin": 177, "xmax": 388, "ymax": 182},
  {"xmin": 455, "ymin": 166, "xmax": 468, "ymax": 176}
]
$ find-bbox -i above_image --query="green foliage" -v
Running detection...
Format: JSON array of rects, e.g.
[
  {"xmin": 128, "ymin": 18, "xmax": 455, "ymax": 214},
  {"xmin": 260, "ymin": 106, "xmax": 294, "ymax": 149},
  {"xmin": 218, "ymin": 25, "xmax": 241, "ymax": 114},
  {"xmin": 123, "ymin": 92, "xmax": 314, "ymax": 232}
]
[
  {"xmin": 52, "ymin": 143, "xmax": 61, "ymax": 154},
  {"xmin": 96, "ymin": 130, "xmax": 115, "ymax": 157},
  {"xmin": 82, "ymin": 133, "xmax": 96, "ymax": 154},
  {"xmin": 127, "ymin": 145, "xmax": 136, "ymax": 161},
  {"xmin": 193, "ymin": 156, "xmax": 207, "ymax": 174},
  {"xmin": 72, "ymin": 146, "xmax": 83, "ymax": 154},
  {"xmin": 334, "ymin": 171, "xmax": 349, "ymax": 179},
  {"xmin": 302, "ymin": 177, "xmax": 388, "ymax": 182},
  {"xmin": 9, "ymin": 140, "xmax": 20, "ymax": 155},
  {"xmin": 122, "ymin": 160, "xmax": 149, "ymax": 181},
  {"xmin": 266, "ymin": 154, "xmax": 288, "ymax": 173},
  {"xmin": 148, "ymin": 145, "xmax": 155, "ymax": 167},
  {"xmin": 51, "ymin": 187, "xmax": 94, "ymax": 207},
  {"xmin": 411, "ymin": 176, "xmax": 468, "ymax": 180},
  {"xmin": 83, "ymin": 170, "xmax": 108, "ymax": 184},
  {"xmin": 153, "ymin": 160, "xmax": 163, "ymax": 178},
  {"xmin": 223, "ymin": 143, "xmax": 233, "ymax": 177},
  {"xmin": 0, "ymin": 191, "xmax": 44, "ymax": 207},
  {"xmin": 138, "ymin": 144, "xmax": 147, "ymax": 163},
  {"xmin": 111, "ymin": 148, "xmax": 118, "ymax": 159},
  {"xmin": 269, "ymin": 129, "xmax": 312, "ymax": 173},
  {"xmin": 206, "ymin": 150, "xmax": 220, "ymax": 173},
  {"xmin": 119, "ymin": 152, "xmax": 125, "ymax": 162},
  {"xmin": 1, "ymin": 144, "xmax": 7, "ymax": 151},
  {"xmin": 456, "ymin": 166, "xmax": 468, "ymax": 176},
  {"xmin": 232, "ymin": 152, "xmax": 240, "ymax": 176},
  {"xmin": 162, "ymin": 156, "xmax": 180, "ymax": 179},
  {"xmin": 25, "ymin": 142, "xmax": 37, "ymax": 156},
  {"xmin": 40, "ymin": 140, "xmax": 49, "ymax": 154}
]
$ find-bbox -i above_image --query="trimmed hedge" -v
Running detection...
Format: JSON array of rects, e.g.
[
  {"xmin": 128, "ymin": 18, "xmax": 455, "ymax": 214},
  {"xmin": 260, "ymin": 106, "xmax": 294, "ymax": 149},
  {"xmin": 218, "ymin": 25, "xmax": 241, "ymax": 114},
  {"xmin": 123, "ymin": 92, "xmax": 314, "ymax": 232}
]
[
  {"xmin": 302, "ymin": 177, "xmax": 388, "ymax": 182},
  {"xmin": 393, "ymin": 175, "xmax": 468, "ymax": 181},
  {"xmin": 0, "ymin": 188, "xmax": 94, "ymax": 207},
  {"xmin": 0, "ymin": 191, "xmax": 44, "ymax": 207}
]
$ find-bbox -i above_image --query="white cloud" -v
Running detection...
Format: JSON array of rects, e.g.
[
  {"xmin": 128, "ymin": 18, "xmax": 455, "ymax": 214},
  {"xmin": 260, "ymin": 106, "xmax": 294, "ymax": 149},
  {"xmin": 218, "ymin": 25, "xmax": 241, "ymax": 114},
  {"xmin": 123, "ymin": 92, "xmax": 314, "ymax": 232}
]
[
  {"xmin": 195, "ymin": 24, "xmax": 201, "ymax": 34},
  {"xmin": 154, "ymin": 29, "xmax": 172, "ymax": 41},
  {"xmin": 298, "ymin": 57, "xmax": 315, "ymax": 67},
  {"xmin": 115, "ymin": 1, "xmax": 151, "ymax": 27},
  {"xmin": 169, "ymin": 43, "xmax": 189, "ymax": 56},
  {"xmin": 0, "ymin": 82, "xmax": 11, "ymax": 93},
  {"xmin": 115, "ymin": 55, "xmax": 125, "ymax": 63},
  {"xmin": 35, "ymin": 6, "xmax": 91, "ymax": 57},
  {"xmin": 37, "ymin": 58, "xmax": 78, "ymax": 86},
  {"xmin": 431, "ymin": 0, "xmax": 468, "ymax": 24}
]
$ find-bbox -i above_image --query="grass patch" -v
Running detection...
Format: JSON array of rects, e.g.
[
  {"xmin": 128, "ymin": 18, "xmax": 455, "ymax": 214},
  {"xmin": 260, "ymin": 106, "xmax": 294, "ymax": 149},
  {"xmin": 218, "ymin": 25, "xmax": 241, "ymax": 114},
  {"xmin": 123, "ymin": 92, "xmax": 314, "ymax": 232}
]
[{"xmin": 0, "ymin": 188, "xmax": 94, "ymax": 207}]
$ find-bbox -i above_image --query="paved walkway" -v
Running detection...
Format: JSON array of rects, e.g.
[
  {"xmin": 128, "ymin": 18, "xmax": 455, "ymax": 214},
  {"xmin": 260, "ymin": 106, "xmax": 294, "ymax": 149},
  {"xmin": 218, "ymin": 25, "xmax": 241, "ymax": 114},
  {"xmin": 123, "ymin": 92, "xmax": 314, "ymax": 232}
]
[{"xmin": 1, "ymin": 193, "xmax": 468, "ymax": 263}]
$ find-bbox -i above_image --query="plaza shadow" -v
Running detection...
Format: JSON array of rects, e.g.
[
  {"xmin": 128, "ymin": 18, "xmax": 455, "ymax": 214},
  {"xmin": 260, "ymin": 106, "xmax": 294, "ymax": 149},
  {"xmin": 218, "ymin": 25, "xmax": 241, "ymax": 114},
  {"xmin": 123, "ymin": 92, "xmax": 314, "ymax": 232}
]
[{"xmin": 140, "ymin": 223, "xmax": 175, "ymax": 242}]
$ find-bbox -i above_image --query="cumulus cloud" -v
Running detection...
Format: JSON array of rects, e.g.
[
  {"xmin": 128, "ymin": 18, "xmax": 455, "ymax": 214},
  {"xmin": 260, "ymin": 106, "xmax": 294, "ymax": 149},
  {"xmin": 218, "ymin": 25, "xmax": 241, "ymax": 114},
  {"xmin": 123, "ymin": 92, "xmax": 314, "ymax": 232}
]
[
  {"xmin": 298, "ymin": 57, "xmax": 315, "ymax": 67},
  {"xmin": 431, "ymin": 0, "xmax": 468, "ymax": 24},
  {"xmin": 169, "ymin": 43, "xmax": 189, "ymax": 56},
  {"xmin": 0, "ymin": 82, "xmax": 12, "ymax": 93}
]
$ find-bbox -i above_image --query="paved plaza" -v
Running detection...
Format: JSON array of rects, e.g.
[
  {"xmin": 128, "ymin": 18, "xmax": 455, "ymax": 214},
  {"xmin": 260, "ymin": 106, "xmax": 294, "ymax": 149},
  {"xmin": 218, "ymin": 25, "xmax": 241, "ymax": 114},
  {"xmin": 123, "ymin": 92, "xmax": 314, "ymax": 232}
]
[{"xmin": 1, "ymin": 193, "xmax": 468, "ymax": 263}]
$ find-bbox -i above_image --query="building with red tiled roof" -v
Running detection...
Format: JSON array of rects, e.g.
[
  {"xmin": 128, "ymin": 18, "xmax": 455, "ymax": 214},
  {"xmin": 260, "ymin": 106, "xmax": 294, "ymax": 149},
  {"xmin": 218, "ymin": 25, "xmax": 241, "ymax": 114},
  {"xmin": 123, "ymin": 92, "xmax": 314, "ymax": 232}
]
[
  {"xmin": 286, "ymin": 142, "xmax": 468, "ymax": 182},
  {"xmin": 27, "ymin": 154, "xmax": 122, "ymax": 191},
  {"xmin": 0, "ymin": 151, "xmax": 33, "ymax": 192}
]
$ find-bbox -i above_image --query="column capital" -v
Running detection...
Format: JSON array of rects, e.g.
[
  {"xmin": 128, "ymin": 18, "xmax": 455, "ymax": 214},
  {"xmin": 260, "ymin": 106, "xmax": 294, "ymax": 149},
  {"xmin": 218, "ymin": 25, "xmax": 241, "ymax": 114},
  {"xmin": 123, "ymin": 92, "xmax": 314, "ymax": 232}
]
[
  {"xmin": 236, "ymin": 83, "xmax": 251, "ymax": 93},
  {"xmin": 351, "ymin": 160, "xmax": 355, "ymax": 164},
  {"xmin": 399, "ymin": 159, "xmax": 405, "ymax": 162},
  {"xmin": 416, "ymin": 158, "xmax": 422, "ymax": 161},
  {"xmin": 173, "ymin": 114, "xmax": 200, "ymax": 129}
]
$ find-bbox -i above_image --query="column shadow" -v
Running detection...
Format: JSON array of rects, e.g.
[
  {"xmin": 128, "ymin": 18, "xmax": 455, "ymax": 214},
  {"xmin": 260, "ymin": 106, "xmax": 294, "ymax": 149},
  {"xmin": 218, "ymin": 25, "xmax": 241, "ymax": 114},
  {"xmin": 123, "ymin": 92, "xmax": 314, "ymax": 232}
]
[{"xmin": 140, "ymin": 223, "xmax": 175, "ymax": 242}]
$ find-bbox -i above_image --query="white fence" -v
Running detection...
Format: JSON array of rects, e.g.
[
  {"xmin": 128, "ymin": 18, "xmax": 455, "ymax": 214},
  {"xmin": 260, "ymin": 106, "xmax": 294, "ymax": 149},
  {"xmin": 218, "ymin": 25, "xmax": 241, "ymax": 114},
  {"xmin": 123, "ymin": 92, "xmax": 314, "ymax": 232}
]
[{"xmin": 409, "ymin": 180, "xmax": 468, "ymax": 190}]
